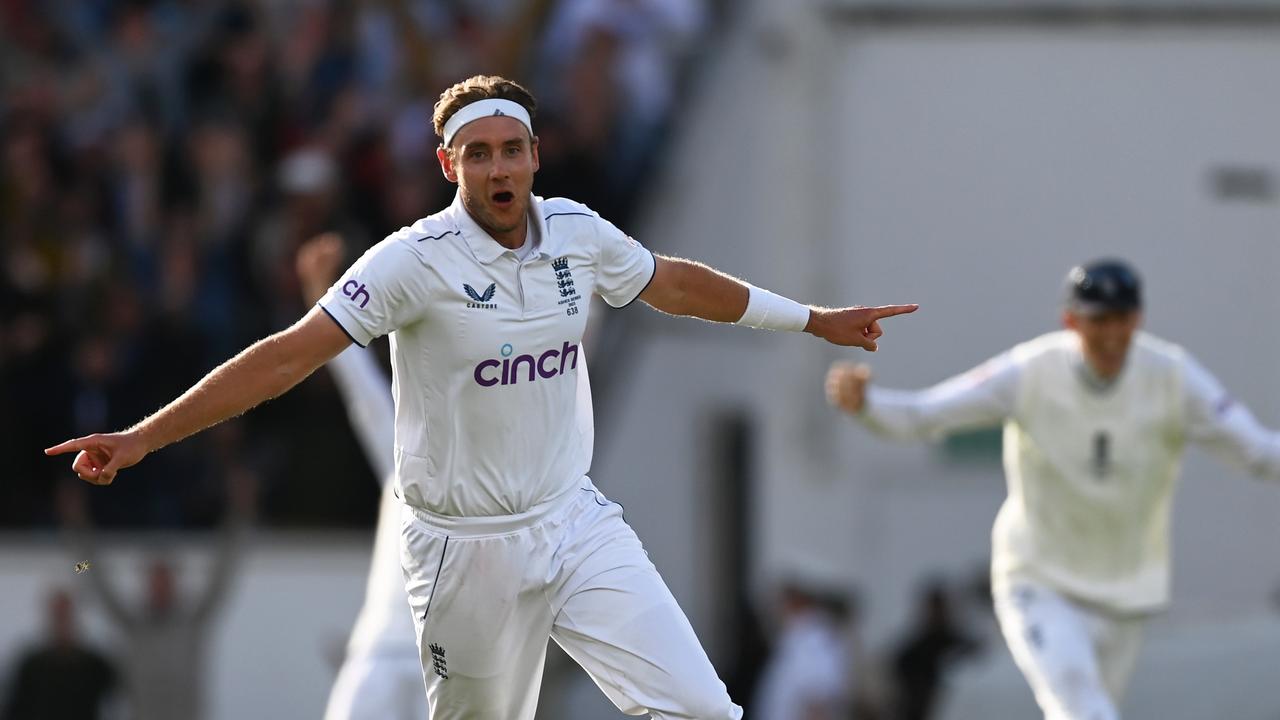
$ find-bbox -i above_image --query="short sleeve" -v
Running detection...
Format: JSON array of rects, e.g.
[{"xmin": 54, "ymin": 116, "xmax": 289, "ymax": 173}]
[
  {"xmin": 318, "ymin": 238, "xmax": 433, "ymax": 346},
  {"xmin": 593, "ymin": 215, "xmax": 656, "ymax": 308}
]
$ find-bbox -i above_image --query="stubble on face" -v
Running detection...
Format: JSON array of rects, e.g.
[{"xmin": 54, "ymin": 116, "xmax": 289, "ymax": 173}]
[
  {"xmin": 446, "ymin": 116, "xmax": 539, "ymax": 248},
  {"xmin": 460, "ymin": 180, "xmax": 526, "ymax": 237}
]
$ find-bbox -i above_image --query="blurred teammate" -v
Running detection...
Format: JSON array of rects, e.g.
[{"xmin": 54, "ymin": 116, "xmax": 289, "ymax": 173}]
[
  {"xmin": 47, "ymin": 74, "xmax": 916, "ymax": 718},
  {"xmin": 826, "ymin": 259, "xmax": 1280, "ymax": 720},
  {"xmin": 296, "ymin": 236, "xmax": 426, "ymax": 720}
]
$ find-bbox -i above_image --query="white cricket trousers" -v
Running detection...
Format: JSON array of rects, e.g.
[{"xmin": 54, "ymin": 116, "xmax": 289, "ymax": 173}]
[
  {"xmin": 324, "ymin": 652, "xmax": 428, "ymax": 720},
  {"xmin": 993, "ymin": 578, "xmax": 1145, "ymax": 720},
  {"xmin": 400, "ymin": 477, "xmax": 743, "ymax": 719}
]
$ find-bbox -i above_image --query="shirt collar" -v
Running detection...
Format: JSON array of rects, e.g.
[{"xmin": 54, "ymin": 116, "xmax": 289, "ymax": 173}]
[
  {"xmin": 1070, "ymin": 337, "xmax": 1125, "ymax": 394},
  {"xmin": 449, "ymin": 191, "xmax": 553, "ymax": 265}
]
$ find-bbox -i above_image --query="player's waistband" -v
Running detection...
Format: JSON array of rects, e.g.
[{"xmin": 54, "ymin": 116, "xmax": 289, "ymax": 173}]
[{"xmin": 405, "ymin": 476, "xmax": 593, "ymax": 537}]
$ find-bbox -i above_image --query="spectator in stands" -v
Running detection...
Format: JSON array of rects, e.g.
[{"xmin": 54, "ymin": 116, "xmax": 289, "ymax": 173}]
[
  {"xmin": 1, "ymin": 588, "xmax": 119, "ymax": 720},
  {"xmin": 754, "ymin": 578, "xmax": 858, "ymax": 720},
  {"xmin": 4, "ymin": 0, "xmax": 714, "ymax": 531},
  {"xmin": 57, "ymin": 471, "xmax": 254, "ymax": 720},
  {"xmin": 890, "ymin": 579, "xmax": 981, "ymax": 720}
]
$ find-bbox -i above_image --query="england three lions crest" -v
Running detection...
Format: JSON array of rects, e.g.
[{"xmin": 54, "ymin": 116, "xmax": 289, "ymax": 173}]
[{"xmin": 551, "ymin": 257, "xmax": 581, "ymax": 313}]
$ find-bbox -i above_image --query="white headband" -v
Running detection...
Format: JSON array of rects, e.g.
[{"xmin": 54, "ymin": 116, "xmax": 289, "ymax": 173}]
[{"xmin": 441, "ymin": 99, "xmax": 533, "ymax": 147}]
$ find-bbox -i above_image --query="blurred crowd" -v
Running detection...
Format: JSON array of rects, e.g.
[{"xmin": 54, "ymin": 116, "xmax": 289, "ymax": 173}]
[
  {"xmin": 745, "ymin": 573, "xmax": 984, "ymax": 720},
  {"xmin": 3, "ymin": 476, "xmax": 252, "ymax": 720},
  {"xmin": 1, "ymin": 561, "xmax": 985, "ymax": 720},
  {"xmin": 0, "ymin": 0, "xmax": 712, "ymax": 529}
]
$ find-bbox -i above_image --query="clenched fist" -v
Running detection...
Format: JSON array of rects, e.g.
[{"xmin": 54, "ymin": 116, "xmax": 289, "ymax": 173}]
[{"xmin": 825, "ymin": 362, "xmax": 872, "ymax": 415}]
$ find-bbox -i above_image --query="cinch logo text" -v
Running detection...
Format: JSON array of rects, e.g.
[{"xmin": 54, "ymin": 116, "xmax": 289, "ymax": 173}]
[
  {"xmin": 342, "ymin": 280, "xmax": 371, "ymax": 309},
  {"xmin": 474, "ymin": 342, "xmax": 578, "ymax": 387}
]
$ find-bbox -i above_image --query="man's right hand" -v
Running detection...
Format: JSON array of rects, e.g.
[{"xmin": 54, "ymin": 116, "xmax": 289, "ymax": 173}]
[
  {"xmin": 825, "ymin": 362, "xmax": 872, "ymax": 415},
  {"xmin": 45, "ymin": 431, "xmax": 150, "ymax": 486},
  {"xmin": 296, "ymin": 233, "xmax": 346, "ymax": 305}
]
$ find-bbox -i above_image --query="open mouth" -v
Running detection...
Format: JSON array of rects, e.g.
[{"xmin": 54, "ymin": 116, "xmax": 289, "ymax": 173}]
[{"xmin": 492, "ymin": 191, "xmax": 515, "ymax": 206}]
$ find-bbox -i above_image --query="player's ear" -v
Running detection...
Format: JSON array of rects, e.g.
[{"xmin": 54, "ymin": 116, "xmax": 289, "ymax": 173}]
[
  {"xmin": 530, "ymin": 135, "xmax": 540, "ymax": 173},
  {"xmin": 437, "ymin": 145, "xmax": 458, "ymax": 184},
  {"xmin": 1062, "ymin": 310, "xmax": 1078, "ymax": 331}
]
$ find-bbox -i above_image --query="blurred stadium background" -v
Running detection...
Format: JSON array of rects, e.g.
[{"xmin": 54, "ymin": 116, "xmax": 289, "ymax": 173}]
[{"xmin": 3, "ymin": 0, "xmax": 1280, "ymax": 718}]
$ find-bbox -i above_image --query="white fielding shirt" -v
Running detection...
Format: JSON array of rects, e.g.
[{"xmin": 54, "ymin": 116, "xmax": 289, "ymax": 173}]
[
  {"xmin": 319, "ymin": 192, "xmax": 655, "ymax": 517},
  {"xmin": 860, "ymin": 330, "xmax": 1280, "ymax": 612}
]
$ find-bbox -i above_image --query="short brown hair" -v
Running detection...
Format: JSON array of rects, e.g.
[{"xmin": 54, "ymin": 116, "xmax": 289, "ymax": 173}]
[{"xmin": 432, "ymin": 75, "xmax": 537, "ymax": 145}]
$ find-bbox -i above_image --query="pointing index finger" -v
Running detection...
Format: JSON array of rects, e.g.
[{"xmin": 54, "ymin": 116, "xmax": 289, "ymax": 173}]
[
  {"xmin": 45, "ymin": 438, "xmax": 89, "ymax": 456},
  {"xmin": 869, "ymin": 304, "xmax": 919, "ymax": 320}
]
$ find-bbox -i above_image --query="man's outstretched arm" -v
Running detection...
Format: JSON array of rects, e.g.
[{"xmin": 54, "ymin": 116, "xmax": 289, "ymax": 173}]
[
  {"xmin": 46, "ymin": 308, "xmax": 352, "ymax": 484},
  {"xmin": 826, "ymin": 356, "xmax": 1018, "ymax": 441},
  {"xmin": 1185, "ymin": 355, "xmax": 1280, "ymax": 479},
  {"xmin": 637, "ymin": 255, "xmax": 917, "ymax": 351}
]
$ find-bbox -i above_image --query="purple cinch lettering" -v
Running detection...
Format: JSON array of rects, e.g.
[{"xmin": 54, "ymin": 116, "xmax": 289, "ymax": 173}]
[
  {"xmin": 474, "ymin": 342, "xmax": 578, "ymax": 387},
  {"xmin": 559, "ymin": 342, "xmax": 578, "ymax": 374},
  {"xmin": 351, "ymin": 284, "xmax": 370, "ymax": 309},
  {"xmin": 474, "ymin": 359, "xmax": 501, "ymax": 387},
  {"xmin": 537, "ymin": 349, "xmax": 559, "ymax": 379},
  {"xmin": 510, "ymin": 354, "xmax": 536, "ymax": 384},
  {"xmin": 343, "ymin": 280, "xmax": 371, "ymax": 309}
]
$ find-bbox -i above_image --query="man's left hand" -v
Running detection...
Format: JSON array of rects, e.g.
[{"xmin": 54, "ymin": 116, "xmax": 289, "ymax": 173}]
[{"xmin": 806, "ymin": 304, "xmax": 919, "ymax": 351}]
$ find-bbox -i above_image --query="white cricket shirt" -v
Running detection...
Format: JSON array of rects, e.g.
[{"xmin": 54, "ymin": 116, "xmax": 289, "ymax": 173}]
[
  {"xmin": 860, "ymin": 330, "xmax": 1280, "ymax": 612},
  {"xmin": 319, "ymin": 192, "xmax": 655, "ymax": 517}
]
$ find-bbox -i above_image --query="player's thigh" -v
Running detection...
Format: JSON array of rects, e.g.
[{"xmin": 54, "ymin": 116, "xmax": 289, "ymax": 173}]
[
  {"xmin": 323, "ymin": 656, "xmax": 377, "ymax": 720},
  {"xmin": 400, "ymin": 515, "xmax": 555, "ymax": 719},
  {"xmin": 324, "ymin": 656, "xmax": 426, "ymax": 720},
  {"xmin": 1093, "ymin": 614, "xmax": 1145, "ymax": 704},
  {"xmin": 994, "ymin": 581, "xmax": 1118, "ymax": 720},
  {"xmin": 549, "ymin": 500, "xmax": 741, "ymax": 719}
]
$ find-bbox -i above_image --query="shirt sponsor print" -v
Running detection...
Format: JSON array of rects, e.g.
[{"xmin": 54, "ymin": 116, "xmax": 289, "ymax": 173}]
[{"xmin": 473, "ymin": 342, "xmax": 579, "ymax": 387}]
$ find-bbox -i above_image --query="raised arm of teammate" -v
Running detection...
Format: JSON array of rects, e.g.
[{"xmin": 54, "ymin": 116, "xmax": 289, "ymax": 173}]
[
  {"xmin": 638, "ymin": 255, "xmax": 917, "ymax": 352},
  {"xmin": 825, "ymin": 354, "xmax": 1018, "ymax": 441},
  {"xmin": 297, "ymin": 234, "xmax": 396, "ymax": 483},
  {"xmin": 57, "ymin": 484, "xmax": 139, "ymax": 629},
  {"xmin": 45, "ymin": 307, "xmax": 353, "ymax": 486},
  {"xmin": 191, "ymin": 466, "xmax": 255, "ymax": 625}
]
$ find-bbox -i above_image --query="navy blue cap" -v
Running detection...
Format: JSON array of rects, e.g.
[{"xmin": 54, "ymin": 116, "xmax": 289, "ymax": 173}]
[{"xmin": 1065, "ymin": 259, "xmax": 1142, "ymax": 315}]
